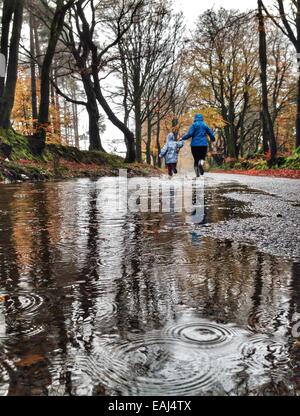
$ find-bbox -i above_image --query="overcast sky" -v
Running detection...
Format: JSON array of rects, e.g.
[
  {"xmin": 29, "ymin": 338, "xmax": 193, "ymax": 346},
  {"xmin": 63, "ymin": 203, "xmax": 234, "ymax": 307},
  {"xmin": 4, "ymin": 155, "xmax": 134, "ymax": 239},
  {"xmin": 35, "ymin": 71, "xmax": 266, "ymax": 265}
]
[
  {"xmin": 173, "ymin": 0, "xmax": 259, "ymax": 23},
  {"xmin": 98, "ymin": 0, "xmax": 266, "ymax": 153}
]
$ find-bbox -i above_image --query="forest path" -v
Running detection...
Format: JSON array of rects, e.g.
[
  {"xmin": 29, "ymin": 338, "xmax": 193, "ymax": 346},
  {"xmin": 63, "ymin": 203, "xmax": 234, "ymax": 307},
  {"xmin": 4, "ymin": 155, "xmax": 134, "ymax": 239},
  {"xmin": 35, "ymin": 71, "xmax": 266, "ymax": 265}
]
[{"xmin": 196, "ymin": 173, "xmax": 300, "ymax": 259}]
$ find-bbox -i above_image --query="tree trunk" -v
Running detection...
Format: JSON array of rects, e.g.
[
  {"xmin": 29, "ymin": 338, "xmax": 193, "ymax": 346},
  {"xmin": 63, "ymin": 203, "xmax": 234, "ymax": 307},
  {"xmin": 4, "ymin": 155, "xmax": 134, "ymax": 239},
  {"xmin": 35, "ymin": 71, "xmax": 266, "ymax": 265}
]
[
  {"xmin": 156, "ymin": 112, "xmax": 162, "ymax": 168},
  {"xmin": 37, "ymin": 0, "xmax": 74, "ymax": 148},
  {"xmin": 296, "ymin": 1, "xmax": 300, "ymax": 149},
  {"xmin": 260, "ymin": 111, "xmax": 269, "ymax": 154},
  {"xmin": 220, "ymin": 129, "xmax": 227, "ymax": 157},
  {"xmin": 0, "ymin": 0, "xmax": 24, "ymax": 129},
  {"xmin": 123, "ymin": 107, "xmax": 136, "ymax": 163},
  {"xmin": 226, "ymin": 133, "xmax": 237, "ymax": 159},
  {"xmin": 123, "ymin": 97, "xmax": 134, "ymax": 163},
  {"xmin": 54, "ymin": 68, "xmax": 61, "ymax": 139},
  {"xmin": 264, "ymin": 0, "xmax": 300, "ymax": 150},
  {"xmin": 86, "ymin": 101, "xmax": 103, "ymax": 151},
  {"xmin": 238, "ymin": 89, "xmax": 250, "ymax": 158},
  {"xmin": 227, "ymin": 91, "xmax": 237, "ymax": 159},
  {"xmin": 29, "ymin": 11, "xmax": 38, "ymax": 124},
  {"xmin": 135, "ymin": 98, "xmax": 142, "ymax": 162},
  {"xmin": 258, "ymin": 0, "xmax": 277, "ymax": 165},
  {"xmin": 51, "ymin": 69, "xmax": 59, "ymax": 138},
  {"xmin": 146, "ymin": 114, "xmax": 152, "ymax": 165},
  {"xmin": 33, "ymin": 15, "xmax": 42, "ymax": 77},
  {"xmin": 71, "ymin": 80, "xmax": 79, "ymax": 148},
  {"xmin": 93, "ymin": 70, "xmax": 136, "ymax": 162},
  {"xmin": 239, "ymin": 131, "xmax": 244, "ymax": 158},
  {"xmin": 220, "ymin": 105, "xmax": 231, "ymax": 158},
  {"xmin": 124, "ymin": 134, "xmax": 136, "ymax": 163},
  {"xmin": 65, "ymin": 30, "xmax": 105, "ymax": 152},
  {"xmin": 73, "ymin": 102, "xmax": 79, "ymax": 149},
  {"xmin": 63, "ymin": 97, "xmax": 68, "ymax": 145},
  {"xmin": 82, "ymin": 74, "xmax": 105, "ymax": 152},
  {"xmin": 297, "ymin": 75, "xmax": 300, "ymax": 148},
  {"xmin": 0, "ymin": 0, "xmax": 16, "ymax": 97}
]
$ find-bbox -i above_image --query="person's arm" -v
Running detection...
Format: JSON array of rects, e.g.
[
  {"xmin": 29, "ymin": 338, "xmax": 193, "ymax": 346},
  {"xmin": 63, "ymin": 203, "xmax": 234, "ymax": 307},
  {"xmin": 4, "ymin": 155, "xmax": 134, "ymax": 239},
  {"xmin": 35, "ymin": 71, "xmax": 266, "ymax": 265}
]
[
  {"xmin": 181, "ymin": 125, "xmax": 195, "ymax": 142},
  {"xmin": 176, "ymin": 141, "xmax": 184, "ymax": 153},
  {"xmin": 177, "ymin": 141, "xmax": 184, "ymax": 150},
  {"xmin": 206, "ymin": 125, "xmax": 216, "ymax": 142},
  {"xmin": 177, "ymin": 141, "xmax": 184, "ymax": 149},
  {"xmin": 159, "ymin": 143, "xmax": 168, "ymax": 159}
]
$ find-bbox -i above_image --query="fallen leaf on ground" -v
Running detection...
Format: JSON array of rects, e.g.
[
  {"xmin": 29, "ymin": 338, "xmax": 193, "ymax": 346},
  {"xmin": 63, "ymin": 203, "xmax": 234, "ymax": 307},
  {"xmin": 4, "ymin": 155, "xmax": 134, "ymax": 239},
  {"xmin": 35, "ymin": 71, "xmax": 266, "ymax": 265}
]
[
  {"xmin": 15, "ymin": 354, "xmax": 46, "ymax": 368},
  {"xmin": 213, "ymin": 169, "xmax": 300, "ymax": 179},
  {"xmin": 293, "ymin": 340, "xmax": 300, "ymax": 349}
]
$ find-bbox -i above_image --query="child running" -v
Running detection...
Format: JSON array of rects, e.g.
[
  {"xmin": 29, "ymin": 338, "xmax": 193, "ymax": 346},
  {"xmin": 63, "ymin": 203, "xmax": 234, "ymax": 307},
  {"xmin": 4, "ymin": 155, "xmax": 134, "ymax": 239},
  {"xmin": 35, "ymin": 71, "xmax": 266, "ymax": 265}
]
[{"xmin": 159, "ymin": 131, "xmax": 184, "ymax": 177}]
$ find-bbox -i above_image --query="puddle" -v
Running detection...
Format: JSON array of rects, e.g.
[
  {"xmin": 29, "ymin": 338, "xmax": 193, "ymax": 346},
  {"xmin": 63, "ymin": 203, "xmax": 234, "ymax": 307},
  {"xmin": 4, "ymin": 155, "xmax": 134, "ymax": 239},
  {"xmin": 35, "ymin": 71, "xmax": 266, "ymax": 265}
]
[{"xmin": 0, "ymin": 178, "xmax": 299, "ymax": 396}]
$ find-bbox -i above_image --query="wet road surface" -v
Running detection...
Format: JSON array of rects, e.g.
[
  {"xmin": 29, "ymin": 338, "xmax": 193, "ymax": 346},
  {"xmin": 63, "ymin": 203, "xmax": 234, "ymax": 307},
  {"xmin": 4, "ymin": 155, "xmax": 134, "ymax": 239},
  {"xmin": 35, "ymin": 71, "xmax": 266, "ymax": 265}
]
[{"xmin": 0, "ymin": 174, "xmax": 299, "ymax": 396}]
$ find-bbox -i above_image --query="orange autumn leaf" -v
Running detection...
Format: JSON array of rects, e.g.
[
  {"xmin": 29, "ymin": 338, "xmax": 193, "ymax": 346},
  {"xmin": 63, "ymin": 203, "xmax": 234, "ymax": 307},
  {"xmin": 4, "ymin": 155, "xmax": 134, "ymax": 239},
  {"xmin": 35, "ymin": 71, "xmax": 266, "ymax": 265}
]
[{"xmin": 15, "ymin": 354, "xmax": 46, "ymax": 368}]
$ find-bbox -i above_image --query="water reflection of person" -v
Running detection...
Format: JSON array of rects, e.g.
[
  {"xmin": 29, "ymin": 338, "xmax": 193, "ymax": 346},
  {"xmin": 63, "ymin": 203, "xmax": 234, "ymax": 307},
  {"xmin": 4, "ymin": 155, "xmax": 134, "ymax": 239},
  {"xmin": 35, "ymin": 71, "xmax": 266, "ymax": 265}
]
[
  {"xmin": 191, "ymin": 228, "xmax": 205, "ymax": 246},
  {"xmin": 189, "ymin": 182, "xmax": 206, "ymax": 226},
  {"xmin": 189, "ymin": 195, "xmax": 206, "ymax": 230}
]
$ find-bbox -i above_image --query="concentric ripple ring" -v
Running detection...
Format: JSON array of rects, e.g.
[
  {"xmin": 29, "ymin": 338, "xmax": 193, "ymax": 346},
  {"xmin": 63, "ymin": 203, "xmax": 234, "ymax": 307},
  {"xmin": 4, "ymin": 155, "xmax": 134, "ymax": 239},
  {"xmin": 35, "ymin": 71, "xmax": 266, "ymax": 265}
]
[
  {"xmin": 89, "ymin": 336, "xmax": 220, "ymax": 396},
  {"xmin": 164, "ymin": 320, "xmax": 237, "ymax": 349}
]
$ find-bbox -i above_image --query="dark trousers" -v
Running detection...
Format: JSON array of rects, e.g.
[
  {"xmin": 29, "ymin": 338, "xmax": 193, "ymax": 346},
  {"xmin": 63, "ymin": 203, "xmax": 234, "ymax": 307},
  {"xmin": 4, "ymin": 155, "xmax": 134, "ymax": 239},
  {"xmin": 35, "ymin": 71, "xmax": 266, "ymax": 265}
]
[
  {"xmin": 167, "ymin": 163, "xmax": 177, "ymax": 176},
  {"xmin": 191, "ymin": 146, "xmax": 208, "ymax": 167}
]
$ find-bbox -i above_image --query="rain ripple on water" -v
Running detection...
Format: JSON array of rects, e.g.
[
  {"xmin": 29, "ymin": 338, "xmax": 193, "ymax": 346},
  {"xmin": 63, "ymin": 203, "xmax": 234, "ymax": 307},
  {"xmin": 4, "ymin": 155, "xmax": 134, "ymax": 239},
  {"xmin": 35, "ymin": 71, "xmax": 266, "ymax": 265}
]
[
  {"xmin": 163, "ymin": 319, "xmax": 244, "ymax": 349},
  {"xmin": 0, "ymin": 292, "xmax": 46, "ymax": 339},
  {"xmin": 84, "ymin": 336, "xmax": 218, "ymax": 396},
  {"xmin": 68, "ymin": 318, "xmax": 294, "ymax": 396}
]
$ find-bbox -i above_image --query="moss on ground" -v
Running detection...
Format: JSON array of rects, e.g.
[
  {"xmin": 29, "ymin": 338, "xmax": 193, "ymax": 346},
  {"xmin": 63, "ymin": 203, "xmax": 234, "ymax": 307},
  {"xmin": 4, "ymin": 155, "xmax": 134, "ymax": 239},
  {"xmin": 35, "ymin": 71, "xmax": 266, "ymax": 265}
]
[
  {"xmin": 0, "ymin": 128, "xmax": 35, "ymax": 161},
  {"xmin": 0, "ymin": 129, "xmax": 162, "ymax": 183},
  {"xmin": 45, "ymin": 143, "xmax": 125, "ymax": 167},
  {"xmin": 0, "ymin": 129, "xmax": 124, "ymax": 164},
  {"xmin": 209, "ymin": 148, "xmax": 300, "ymax": 172},
  {"xmin": 280, "ymin": 148, "xmax": 300, "ymax": 170}
]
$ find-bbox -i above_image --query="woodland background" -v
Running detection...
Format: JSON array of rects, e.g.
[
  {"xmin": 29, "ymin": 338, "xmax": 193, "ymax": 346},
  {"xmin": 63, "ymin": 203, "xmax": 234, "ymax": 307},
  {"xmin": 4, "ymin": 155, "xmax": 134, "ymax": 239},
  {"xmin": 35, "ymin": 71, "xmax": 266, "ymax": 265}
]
[{"xmin": 0, "ymin": 0, "xmax": 300, "ymax": 172}]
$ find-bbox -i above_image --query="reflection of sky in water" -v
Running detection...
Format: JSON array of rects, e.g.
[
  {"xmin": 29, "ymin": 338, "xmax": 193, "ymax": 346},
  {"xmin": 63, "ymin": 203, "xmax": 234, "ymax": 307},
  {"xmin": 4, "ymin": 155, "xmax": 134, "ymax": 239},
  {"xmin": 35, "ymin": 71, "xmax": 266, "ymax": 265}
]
[{"xmin": 0, "ymin": 178, "xmax": 299, "ymax": 396}]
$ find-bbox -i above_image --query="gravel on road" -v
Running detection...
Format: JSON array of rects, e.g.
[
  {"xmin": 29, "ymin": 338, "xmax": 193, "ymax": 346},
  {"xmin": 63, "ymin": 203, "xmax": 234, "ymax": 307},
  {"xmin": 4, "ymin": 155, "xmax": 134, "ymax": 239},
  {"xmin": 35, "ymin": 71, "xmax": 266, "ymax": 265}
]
[{"xmin": 201, "ymin": 173, "xmax": 300, "ymax": 260}]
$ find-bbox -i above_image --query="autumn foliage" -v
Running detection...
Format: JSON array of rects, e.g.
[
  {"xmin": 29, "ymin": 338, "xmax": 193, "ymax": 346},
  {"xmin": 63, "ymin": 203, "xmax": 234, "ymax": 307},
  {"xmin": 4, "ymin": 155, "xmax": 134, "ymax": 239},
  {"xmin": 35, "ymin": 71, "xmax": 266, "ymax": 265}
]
[{"xmin": 11, "ymin": 69, "xmax": 73, "ymax": 144}]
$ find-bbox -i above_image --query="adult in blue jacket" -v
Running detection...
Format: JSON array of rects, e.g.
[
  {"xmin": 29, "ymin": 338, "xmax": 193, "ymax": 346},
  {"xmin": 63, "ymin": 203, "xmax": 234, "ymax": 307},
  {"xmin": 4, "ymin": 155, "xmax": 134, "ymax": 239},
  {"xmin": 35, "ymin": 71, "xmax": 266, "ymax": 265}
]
[{"xmin": 180, "ymin": 114, "xmax": 216, "ymax": 177}]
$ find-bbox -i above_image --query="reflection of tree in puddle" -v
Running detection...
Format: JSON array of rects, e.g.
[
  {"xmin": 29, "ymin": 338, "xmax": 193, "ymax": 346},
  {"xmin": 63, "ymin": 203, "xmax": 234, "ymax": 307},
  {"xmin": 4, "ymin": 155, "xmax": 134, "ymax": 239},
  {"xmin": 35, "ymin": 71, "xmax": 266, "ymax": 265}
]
[{"xmin": 0, "ymin": 179, "xmax": 298, "ymax": 395}]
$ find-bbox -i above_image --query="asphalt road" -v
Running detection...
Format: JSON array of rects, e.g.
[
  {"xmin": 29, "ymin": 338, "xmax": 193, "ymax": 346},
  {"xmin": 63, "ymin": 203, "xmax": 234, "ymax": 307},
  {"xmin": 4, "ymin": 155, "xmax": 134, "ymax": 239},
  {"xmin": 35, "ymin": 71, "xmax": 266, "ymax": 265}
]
[{"xmin": 198, "ymin": 173, "xmax": 300, "ymax": 260}]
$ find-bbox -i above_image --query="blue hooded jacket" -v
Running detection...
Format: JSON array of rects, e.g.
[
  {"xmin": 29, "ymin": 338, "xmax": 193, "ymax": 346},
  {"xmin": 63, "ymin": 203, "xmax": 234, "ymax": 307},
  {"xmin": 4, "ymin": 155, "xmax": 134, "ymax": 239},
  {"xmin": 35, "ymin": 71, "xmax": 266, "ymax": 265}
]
[
  {"xmin": 182, "ymin": 114, "xmax": 215, "ymax": 147},
  {"xmin": 159, "ymin": 133, "xmax": 184, "ymax": 164}
]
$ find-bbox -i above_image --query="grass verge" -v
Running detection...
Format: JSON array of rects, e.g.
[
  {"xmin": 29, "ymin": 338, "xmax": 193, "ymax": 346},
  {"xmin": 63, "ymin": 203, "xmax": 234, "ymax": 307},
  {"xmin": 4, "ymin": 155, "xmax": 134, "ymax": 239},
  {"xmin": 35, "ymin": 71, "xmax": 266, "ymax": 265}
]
[{"xmin": 0, "ymin": 129, "xmax": 161, "ymax": 183}]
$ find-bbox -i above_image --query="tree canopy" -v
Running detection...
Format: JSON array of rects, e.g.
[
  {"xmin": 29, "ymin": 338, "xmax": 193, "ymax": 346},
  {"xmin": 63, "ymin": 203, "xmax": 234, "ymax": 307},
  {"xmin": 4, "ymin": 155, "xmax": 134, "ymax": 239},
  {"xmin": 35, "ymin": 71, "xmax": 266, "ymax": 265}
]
[{"xmin": 0, "ymin": 0, "xmax": 299, "ymax": 165}]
